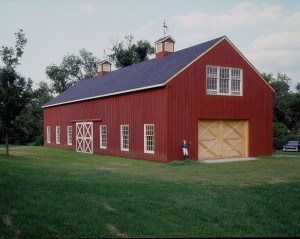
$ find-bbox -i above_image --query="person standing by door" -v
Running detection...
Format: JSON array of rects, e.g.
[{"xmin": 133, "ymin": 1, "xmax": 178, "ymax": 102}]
[{"xmin": 181, "ymin": 140, "xmax": 191, "ymax": 160}]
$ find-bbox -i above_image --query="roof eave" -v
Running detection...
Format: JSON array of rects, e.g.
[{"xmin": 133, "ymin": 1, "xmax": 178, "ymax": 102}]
[{"xmin": 43, "ymin": 83, "xmax": 166, "ymax": 108}]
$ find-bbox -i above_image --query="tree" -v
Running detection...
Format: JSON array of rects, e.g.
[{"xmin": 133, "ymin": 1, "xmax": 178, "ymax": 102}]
[
  {"xmin": 11, "ymin": 81, "xmax": 53, "ymax": 146},
  {"xmin": 296, "ymin": 83, "xmax": 300, "ymax": 93},
  {"xmin": 46, "ymin": 49, "xmax": 100, "ymax": 93},
  {"xmin": 0, "ymin": 29, "xmax": 32, "ymax": 155},
  {"xmin": 262, "ymin": 72, "xmax": 300, "ymax": 149},
  {"xmin": 109, "ymin": 35, "xmax": 154, "ymax": 68}
]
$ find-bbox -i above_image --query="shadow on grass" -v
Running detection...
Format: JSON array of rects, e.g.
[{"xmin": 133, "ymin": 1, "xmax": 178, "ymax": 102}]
[{"xmin": 169, "ymin": 159, "xmax": 194, "ymax": 166}]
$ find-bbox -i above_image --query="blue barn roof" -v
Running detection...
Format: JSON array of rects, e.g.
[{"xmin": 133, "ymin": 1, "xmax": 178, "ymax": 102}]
[{"xmin": 44, "ymin": 36, "xmax": 224, "ymax": 107}]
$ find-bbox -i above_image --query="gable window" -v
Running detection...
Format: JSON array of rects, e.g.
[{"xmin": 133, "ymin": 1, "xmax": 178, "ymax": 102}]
[
  {"xmin": 206, "ymin": 66, "xmax": 243, "ymax": 96},
  {"xmin": 103, "ymin": 64, "xmax": 110, "ymax": 72},
  {"xmin": 56, "ymin": 126, "xmax": 60, "ymax": 144},
  {"xmin": 67, "ymin": 126, "xmax": 72, "ymax": 145},
  {"xmin": 47, "ymin": 126, "xmax": 51, "ymax": 143},
  {"xmin": 155, "ymin": 42, "xmax": 162, "ymax": 53},
  {"xmin": 144, "ymin": 124, "xmax": 155, "ymax": 154},
  {"xmin": 121, "ymin": 125, "xmax": 129, "ymax": 151},
  {"xmin": 231, "ymin": 69, "xmax": 242, "ymax": 95},
  {"xmin": 165, "ymin": 42, "xmax": 173, "ymax": 52},
  {"xmin": 100, "ymin": 125, "xmax": 107, "ymax": 149}
]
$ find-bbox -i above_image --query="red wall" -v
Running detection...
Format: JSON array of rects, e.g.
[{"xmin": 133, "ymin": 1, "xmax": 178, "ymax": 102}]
[
  {"xmin": 44, "ymin": 38, "xmax": 273, "ymax": 162},
  {"xmin": 166, "ymin": 39, "xmax": 273, "ymax": 160},
  {"xmin": 44, "ymin": 87, "xmax": 169, "ymax": 162}
]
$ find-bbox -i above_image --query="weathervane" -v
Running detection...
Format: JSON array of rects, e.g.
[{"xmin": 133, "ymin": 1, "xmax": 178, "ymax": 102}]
[
  {"xmin": 163, "ymin": 20, "xmax": 169, "ymax": 36},
  {"xmin": 102, "ymin": 49, "xmax": 106, "ymax": 60}
]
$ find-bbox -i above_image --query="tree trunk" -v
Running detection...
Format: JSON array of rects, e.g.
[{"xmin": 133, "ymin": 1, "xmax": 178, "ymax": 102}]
[{"xmin": 5, "ymin": 126, "xmax": 9, "ymax": 156}]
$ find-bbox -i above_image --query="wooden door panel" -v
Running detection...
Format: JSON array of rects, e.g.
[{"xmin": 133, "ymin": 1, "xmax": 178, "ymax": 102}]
[{"xmin": 198, "ymin": 120, "xmax": 248, "ymax": 160}]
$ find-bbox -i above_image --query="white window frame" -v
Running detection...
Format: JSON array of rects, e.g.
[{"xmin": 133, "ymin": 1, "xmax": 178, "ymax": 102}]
[
  {"xmin": 206, "ymin": 66, "xmax": 243, "ymax": 96},
  {"xmin": 47, "ymin": 126, "xmax": 51, "ymax": 143},
  {"xmin": 120, "ymin": 125, "xmax": 129, "ymax": 151},
  {"xmin": 100, "ymin": 125, "xmax": 107, "ymax": 149},
  {"xmin": 67, "ymin": 126, "xmax": 72, "ymax": 145},
  {"xmin": 144, "ymin": 124, "xmax": 155, "ymax": 154},
  {"xmin": 165, "ymin": 42, "xmax": 173, "ymax": 52},
  {"xmin": 155, "ymin": 42, "xmax": 162, "ymax": 53},
  {"xmin": 103, "ymin": 64, "xmax": 110, "ymax": 72},
  {"xmin": 56, "ymin": 126, "xmax": 60, "ymax": 144}
]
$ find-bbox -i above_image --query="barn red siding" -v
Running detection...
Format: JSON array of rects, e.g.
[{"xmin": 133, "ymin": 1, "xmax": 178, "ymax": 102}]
[
  {"xmin": 44, "ymin": 38, "xmax": 273, "ymax": 162},
  {"xmin": 166, "ymin": 39, "xmax": 273, "ymax": 160},
  {"xmin": 44, "ymin": 87, "xmax": 169, "ymax": 162}
]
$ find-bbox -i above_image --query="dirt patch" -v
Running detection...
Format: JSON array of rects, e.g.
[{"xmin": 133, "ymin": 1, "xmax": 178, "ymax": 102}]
[
  {"xmin": 269, "ymin": 177, "xmax": 287, "ymax": 184},
  {"xmin": 107, "ymin": 223, "xmax": 128, "ymax": 238},
  {"xmin": 13, "ymin": 229, "xmax": 21, "ymax": 239},
  {"xmin": 95, "ymin": 166, "xmax": 116, "ymax": 171},
  {"xmin": 2, "ymin": 210, "xmax": 21, "ymax": 239},
  {"xmin": 2, "ymin": 209, "xmax": 17, "ymax": 226},
  {"xmin": 2, "ymin": 214, "xmax": 13, "ymax": 226},
  {"xmin": 102, "ymin": 201, "xmax": 117, "ymax": 212}
]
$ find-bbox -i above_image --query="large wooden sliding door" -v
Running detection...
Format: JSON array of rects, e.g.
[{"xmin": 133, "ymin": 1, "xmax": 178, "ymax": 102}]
[{"xmin": 198, "ymin": 120, "xmax": 248, "ymax": 160}]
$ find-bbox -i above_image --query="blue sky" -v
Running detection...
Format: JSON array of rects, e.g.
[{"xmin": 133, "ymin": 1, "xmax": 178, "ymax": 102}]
[{"xmin": 1, "ymin": 0, "xmax": 299, "ymax": 90}]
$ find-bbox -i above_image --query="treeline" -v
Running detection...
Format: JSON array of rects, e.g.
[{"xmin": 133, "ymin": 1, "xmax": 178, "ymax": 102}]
[
  {"xmin": 262, "ymin": 73, "xmax": 300, "ymax": 149},
  {"xmin": 1, "ymin": 30, "xmax": 299, "ymax": 152}
]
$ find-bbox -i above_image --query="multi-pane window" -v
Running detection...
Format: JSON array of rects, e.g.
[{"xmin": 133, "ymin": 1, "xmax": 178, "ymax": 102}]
[
  {"xmin": 47, "ymin": 126, "xmax": 51, "ymax": 143},
  {"xmin": 206, "ymin": 66, "xmax": 243, "ymax": 96},
  {"xmin": 231, "ymin": 69, "xmax": 242, "ymax": 95},
  {"xmin": 165, "ymin": 42, "xmax": 173, "ymax": 52},
  {"xmin": 100, "ymin": 125, "xmax": 107, "ymax": 149},
  {"xmin": 144, "ymin": 124, "xmax": 155, "ymax": 154},
  {"xmin": 155, "ymin": 42, "xmax": 162, "ymax": 53},
  {"xmin": 207, "ymin": 66, "xmax": 218, "ymax": 94},
  {"xmin": 56, "ymin": 126, "xmax": 60, "ymax": 144},
  {"xmin": 219, "ymin": 68, "xmax": 230, "ymax": 94},
  {"xmin": 103, "ymin": 64, "xmax": 110, "ymax": 72},
  {"xmin": 67, "ymin": 126, "xmax": 72, "ymax": 145},
  {"xmin": 121, "ymin": 125, "xmax": 129, "ymax": 151}
]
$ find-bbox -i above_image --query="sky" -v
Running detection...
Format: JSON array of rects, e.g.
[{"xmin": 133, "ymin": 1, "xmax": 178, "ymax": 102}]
[{"xmin": 1, "ymin": 0, "xmax": 300, "ymax": 91}]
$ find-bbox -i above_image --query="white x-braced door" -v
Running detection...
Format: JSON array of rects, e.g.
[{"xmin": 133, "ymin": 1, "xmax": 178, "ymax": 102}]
[{"xmin": 76, "ymin": 122, "xmax": 93, "ymax": 154}]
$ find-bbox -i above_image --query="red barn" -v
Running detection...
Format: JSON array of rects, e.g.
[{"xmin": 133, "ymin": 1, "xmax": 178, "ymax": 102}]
[{"xmin": 43, "ymin": 36, "xmax": 274, "ymax": 162}]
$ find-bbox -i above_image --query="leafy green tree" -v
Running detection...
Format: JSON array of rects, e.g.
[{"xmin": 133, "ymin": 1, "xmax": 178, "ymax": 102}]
[
  {"xmin": 289, "ymin": 88, "xmax": 300, "ymax": 137},
  {"xmin": 46, "ymin": 49, "xmax": 100, "ymax": 93},
  {"xmin": 273, "ymin": 122, "xmax": 289, "ymax": 150},
  {"xmin": 109, "ymin": 35, "xmax": 154, "ymax": 68},
  {"xmin": 0, "ymin": 29, "xmax": 32, "ymax": 155},
  {"xmin": 12, "ymin": 81, "xmax": 53, "ymax": 145},
  {"xmin": 263, "ymin": 72, "xmax": 300, "ymax": 149}
]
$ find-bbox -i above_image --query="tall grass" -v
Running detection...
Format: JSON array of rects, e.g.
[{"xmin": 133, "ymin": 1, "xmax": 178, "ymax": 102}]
[{"xmin": 0, "ymin": 147, "xmax": 299, "ymax": 238}]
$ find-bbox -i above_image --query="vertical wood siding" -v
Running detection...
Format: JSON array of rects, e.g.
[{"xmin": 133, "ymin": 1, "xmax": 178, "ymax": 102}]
[
  {"xmin": 166, "ymin": 39, "xmax": 273, "ymax": 160},
  {"xmin": 44, "ymin": 38, "xmax": 273, "ymax": 162},
  {"xmin": 44, "ymin": 87, "xmax": 168, "ymax": 162}
]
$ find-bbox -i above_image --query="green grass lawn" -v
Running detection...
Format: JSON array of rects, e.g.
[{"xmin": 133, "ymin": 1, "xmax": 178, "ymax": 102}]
[{"xmin": 0, "ymin": 147, "xmax": 299, "ymax": 238}]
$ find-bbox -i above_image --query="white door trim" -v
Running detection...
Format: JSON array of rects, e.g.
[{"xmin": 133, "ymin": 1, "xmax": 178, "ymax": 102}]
[{"xmin": 76, "ymin": 122, "xmax": 93, "ymax": 154}]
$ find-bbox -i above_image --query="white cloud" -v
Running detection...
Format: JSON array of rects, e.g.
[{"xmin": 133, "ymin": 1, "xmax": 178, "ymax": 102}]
[
  {"xmin": 282, "ymin": 11, "xmax": 300, "ymax": 30},
  {"xmin": 70, "ymin": 4, "xmax": 101, "ymax": 18},
  {"xmin": 252, "ymin": 31, "xmax": 300, "ymax": 51},
  {"xmin": 247, "ymin": 49, "xmax": 298, "ymax": 69},
  {"xmin": 173, "ymin": 1, "xmax": 300, "ymax": 89},
  {"xmin": 173, "ymin": 1, "xmax": 283, "ymax": 31}
]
